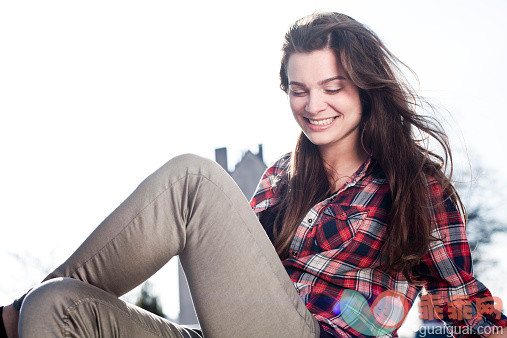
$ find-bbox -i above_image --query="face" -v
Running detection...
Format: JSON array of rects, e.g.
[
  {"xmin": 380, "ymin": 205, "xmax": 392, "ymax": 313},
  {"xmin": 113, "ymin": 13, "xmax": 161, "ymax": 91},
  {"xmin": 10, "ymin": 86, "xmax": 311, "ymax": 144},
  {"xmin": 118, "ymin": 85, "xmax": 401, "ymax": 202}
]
[{"xmin": 286, "ymin": 49, "xmax": 363, "ymax": 155}]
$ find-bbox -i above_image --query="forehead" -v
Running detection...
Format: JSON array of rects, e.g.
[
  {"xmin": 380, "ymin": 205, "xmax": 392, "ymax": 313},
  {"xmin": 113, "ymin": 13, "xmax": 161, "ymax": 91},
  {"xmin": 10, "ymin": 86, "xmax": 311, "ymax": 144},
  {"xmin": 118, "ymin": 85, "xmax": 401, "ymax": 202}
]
[{"xmin": 286, "ymin": 49, "xmax": 346, "ymax": 83}]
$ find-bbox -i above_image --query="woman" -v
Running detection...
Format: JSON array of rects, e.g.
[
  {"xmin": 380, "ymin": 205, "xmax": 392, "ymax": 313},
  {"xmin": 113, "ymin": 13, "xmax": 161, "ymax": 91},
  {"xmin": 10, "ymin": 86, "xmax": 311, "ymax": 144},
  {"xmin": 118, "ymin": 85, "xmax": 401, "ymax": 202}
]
[{"xmin": 1, "ymin": 12, "xmax": 506, "ymax": 338}]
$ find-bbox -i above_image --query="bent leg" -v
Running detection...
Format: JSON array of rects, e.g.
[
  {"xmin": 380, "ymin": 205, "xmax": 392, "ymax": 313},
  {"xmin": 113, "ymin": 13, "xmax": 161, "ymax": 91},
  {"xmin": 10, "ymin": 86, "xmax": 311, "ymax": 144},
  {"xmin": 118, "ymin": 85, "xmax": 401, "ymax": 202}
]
[
  {"xmin": 176, "ymin": 157, "xmax": 318, "ymax": 337},
  {"xmin": 21, "ymin": 154, "xmax": 319, "ymax": 337}
]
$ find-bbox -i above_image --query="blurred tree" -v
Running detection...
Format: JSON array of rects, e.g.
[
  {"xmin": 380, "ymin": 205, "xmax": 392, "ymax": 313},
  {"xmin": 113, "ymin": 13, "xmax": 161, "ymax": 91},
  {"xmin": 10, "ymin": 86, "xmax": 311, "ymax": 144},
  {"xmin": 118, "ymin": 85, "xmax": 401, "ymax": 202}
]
[
  {"xmin": 135, "ymin": 282, "xmax": 166, "ymax": 318},
  {"xmin": 454, "ymin": 162, "xmax": 507, "ymax": 276}
]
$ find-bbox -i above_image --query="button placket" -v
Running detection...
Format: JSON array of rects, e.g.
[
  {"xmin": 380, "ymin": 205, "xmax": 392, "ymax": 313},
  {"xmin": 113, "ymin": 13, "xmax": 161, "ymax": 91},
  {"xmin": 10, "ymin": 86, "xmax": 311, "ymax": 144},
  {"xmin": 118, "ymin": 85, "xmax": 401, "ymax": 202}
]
[{"xmin": 289, "ymin": 207, "xmax": 320, "ymax": 255}]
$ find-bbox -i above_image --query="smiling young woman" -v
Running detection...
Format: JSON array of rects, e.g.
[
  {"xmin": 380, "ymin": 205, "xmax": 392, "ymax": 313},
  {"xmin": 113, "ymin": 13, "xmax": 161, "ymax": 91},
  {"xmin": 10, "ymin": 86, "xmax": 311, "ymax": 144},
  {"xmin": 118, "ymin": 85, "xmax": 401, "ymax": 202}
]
[
  {"xmin": 2, "ymin": 12, "xmax": 506, "ymax": 338},
  {"xmin": 256, "ymin": 12, "xmax": 507, "ymax": 337},
  {"xmin": 286, "ymin": 49, "xmax": 367, "ymax": 192}
]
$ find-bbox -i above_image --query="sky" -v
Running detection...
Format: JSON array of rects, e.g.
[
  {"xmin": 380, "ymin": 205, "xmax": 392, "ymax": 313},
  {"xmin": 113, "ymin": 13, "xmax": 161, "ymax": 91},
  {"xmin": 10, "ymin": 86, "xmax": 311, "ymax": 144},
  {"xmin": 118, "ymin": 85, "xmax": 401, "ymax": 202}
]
[{"xmin": 1, "ymin": 0, "xmax": 506, "ymax": 333}]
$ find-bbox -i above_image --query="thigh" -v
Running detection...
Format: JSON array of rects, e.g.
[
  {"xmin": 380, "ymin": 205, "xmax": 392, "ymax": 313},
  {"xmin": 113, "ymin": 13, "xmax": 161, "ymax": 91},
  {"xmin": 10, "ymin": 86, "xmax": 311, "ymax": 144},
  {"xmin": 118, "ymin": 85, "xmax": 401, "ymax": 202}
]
[{"xmin": 175, "ymin": 155, "xmax": 320, "ymax": 338}]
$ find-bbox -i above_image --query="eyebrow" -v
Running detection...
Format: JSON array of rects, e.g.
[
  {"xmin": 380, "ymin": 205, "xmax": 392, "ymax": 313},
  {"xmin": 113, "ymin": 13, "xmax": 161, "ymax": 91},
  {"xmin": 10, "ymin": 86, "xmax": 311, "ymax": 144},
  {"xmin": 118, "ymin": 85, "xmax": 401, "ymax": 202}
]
[{"xmin": 289, "ymin": 76, "xmax": 347, "ymax": 87}]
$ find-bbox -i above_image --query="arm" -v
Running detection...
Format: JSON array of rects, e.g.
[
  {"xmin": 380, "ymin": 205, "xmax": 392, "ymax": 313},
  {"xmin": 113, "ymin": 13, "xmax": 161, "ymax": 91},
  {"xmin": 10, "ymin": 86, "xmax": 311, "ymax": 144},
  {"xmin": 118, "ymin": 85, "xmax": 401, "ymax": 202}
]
[{"xmin": 417, "ymin": 178, "xmax": 507, "ymax": 337}]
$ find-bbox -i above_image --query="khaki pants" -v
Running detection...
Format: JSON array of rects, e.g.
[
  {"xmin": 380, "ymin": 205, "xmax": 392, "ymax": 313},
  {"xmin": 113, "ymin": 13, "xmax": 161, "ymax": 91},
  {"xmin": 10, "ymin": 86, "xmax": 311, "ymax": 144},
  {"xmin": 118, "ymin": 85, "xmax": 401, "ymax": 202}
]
[{"xmin": 18, "ymin": 154, "xmax": 320, "ymax": 338}]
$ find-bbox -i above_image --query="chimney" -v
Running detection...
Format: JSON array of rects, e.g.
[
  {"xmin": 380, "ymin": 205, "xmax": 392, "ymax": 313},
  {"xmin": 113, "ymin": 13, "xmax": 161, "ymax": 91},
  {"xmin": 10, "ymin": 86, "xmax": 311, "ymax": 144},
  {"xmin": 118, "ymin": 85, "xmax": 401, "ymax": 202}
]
[
  {"xmin": 257, "ymin": 144, "xmax": 264, "ymax": 163},
  {"xmin": 215, "ymin": 147, "xmax": 228, "ymax": 173}
]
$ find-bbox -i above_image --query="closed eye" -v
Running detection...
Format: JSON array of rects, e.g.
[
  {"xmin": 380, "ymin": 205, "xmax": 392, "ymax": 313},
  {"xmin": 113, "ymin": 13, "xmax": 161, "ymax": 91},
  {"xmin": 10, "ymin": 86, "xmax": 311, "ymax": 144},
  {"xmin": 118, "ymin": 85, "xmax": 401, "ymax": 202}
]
[
  {"xmin": 325, "ymin": 89, "xmax": 342, "ymax": 94},
  {"xmin": 290, "ymin": 90, "xmax": 307, "ymax": 97}
]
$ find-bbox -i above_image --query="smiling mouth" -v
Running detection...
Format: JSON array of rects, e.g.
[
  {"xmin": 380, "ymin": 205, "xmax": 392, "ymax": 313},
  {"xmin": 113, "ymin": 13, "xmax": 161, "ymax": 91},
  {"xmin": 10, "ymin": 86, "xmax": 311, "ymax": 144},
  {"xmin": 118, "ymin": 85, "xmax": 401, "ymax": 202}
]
[{"xmin": 306, "ymin": 117, "xmax": 337, "ymax": 126}]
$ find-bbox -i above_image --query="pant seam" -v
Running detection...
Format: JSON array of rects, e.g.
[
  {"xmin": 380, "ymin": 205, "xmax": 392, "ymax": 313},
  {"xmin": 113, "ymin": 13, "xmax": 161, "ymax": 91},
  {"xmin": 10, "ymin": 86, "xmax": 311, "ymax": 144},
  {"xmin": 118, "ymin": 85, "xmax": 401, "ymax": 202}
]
[
  {"xmin": 62, "ymin": 297, "xmax": 173, "ymax": 337},
  {"xmin": 70, "ymin": 174, "xmax": 191, "ymax": 288}
]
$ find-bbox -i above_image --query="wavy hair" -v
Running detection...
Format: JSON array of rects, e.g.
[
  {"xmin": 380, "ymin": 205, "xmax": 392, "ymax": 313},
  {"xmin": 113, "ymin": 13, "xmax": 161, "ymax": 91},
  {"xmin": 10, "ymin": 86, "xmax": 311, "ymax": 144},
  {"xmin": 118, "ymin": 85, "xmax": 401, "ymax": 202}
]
[{"xmin": 273, "ymin": 12, "xmax": 466, "ymax": 284}]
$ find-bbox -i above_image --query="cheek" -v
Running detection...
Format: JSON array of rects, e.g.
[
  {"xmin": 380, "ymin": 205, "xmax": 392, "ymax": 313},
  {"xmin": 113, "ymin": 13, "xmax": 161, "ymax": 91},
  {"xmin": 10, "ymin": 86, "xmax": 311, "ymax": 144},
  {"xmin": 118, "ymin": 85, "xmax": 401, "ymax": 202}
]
[
  {"xmin": 334, "ymin": 95, "xmax": 362, "ymax": 119},
  {"xmin": 289, "ymin": 97, "xmax": 305, "ymax": 115}
]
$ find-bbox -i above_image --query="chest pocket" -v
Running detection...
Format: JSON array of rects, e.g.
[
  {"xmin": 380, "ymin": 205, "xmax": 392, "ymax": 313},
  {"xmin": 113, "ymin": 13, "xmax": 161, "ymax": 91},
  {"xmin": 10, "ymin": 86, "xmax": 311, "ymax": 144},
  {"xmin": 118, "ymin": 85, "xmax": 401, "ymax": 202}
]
[{"xmin": 315, "ymin": 204, "xmax": 368, "ymax": 251}]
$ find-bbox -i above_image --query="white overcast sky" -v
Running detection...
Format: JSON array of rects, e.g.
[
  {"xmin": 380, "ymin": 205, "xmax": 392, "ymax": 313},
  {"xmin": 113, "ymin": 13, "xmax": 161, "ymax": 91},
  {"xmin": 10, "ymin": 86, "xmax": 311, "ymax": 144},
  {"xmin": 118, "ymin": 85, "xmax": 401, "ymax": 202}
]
[{"xmin": 1, "ymin": 0, "xmax": 506, "ymax": 326}]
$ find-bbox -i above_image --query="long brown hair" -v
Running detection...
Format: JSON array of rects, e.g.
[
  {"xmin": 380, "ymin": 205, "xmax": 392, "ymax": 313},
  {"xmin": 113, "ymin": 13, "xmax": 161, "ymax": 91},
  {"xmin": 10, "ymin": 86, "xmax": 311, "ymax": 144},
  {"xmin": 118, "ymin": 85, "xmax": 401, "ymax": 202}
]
[{"xmin": 274, "ymin": 12, "xmax": 466, "ymax": 284}]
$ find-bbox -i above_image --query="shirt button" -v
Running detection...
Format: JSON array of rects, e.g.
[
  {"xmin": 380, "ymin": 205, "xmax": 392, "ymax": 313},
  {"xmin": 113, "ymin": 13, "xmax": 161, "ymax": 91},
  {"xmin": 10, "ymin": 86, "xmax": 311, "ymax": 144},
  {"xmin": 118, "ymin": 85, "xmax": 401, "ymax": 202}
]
[
  {"xmin": 308, "ymin": 218, "xmax": 313, "ymax": 223},
  {"xmin": 290, "ymin": 250, "xmax": 298, "ymax": 257}
]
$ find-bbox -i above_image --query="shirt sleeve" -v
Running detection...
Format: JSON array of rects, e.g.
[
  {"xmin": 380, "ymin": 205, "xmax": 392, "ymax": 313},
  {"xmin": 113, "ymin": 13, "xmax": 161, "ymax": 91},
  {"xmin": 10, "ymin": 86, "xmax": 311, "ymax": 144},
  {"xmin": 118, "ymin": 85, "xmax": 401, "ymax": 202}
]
[
  {"xmin": 249, "ymin": 153, "xmax": 291, "ymax": 214},
  {"xmin": 417, "ymin": 178, "xmax": 507, "ymax": 337}
]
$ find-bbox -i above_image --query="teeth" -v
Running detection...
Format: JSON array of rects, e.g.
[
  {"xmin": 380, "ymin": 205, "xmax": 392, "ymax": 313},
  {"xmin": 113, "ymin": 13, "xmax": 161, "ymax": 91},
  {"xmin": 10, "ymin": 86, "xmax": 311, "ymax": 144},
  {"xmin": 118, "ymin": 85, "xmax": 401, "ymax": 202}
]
[{"xmin": 308, "ymin": 117, "xmax": 335, "ymax": 126}]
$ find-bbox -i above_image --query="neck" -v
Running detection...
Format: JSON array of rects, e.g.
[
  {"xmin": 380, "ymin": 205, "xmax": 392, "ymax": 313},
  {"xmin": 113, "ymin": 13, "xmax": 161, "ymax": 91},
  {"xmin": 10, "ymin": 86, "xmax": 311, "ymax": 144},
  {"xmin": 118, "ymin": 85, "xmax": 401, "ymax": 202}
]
[{"xmin": 318, "ymin": 141, "xmax": 369, "ymax": 191}]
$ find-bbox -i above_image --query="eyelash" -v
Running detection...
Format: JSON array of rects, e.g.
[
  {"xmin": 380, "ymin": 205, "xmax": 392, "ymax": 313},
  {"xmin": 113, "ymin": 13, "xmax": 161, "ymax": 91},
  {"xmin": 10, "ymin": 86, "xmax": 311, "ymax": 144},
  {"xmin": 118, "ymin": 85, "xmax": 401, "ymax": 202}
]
[
  {"xmin": 291, "ymin": 91, "xmax": 306, "ymax": 97},
  {"xmin": 290, "ymin": 88, "xmax": 342, "ymax": 96}
]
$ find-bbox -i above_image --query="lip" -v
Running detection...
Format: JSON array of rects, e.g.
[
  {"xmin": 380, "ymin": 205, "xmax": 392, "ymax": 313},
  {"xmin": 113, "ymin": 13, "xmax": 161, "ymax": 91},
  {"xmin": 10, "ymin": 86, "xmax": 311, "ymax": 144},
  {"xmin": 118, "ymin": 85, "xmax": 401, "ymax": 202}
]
[{"xmin": 304, "ymin": 116, "xmax": 338, "ymax": 131}]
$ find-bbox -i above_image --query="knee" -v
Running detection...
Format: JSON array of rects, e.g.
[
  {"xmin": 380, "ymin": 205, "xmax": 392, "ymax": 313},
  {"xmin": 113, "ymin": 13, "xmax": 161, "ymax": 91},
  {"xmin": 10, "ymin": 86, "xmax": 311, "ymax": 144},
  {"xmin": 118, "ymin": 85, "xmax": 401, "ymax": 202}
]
[
  {"xmin": 19, "ymin": 278, "xmax": 86, "ymax": 336},
  {"xmin": 156, "ymin": 153, "xmax": 227, "ymax": 182},
  {"xmin": 21, "ymin": 277, "xmax": 76, "ymax": 314},
  {"xmin": 170, "ymin": 153, "xmax": 223, "ymax": 173}
]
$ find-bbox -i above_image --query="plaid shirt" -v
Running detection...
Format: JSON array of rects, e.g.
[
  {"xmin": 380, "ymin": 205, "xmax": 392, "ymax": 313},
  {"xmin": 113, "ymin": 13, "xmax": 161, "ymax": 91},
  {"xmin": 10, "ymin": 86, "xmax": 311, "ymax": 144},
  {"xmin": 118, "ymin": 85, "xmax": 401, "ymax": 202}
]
[{"xmin": 250, "ymin": 153, "xmax": 507, "ymax": 337}]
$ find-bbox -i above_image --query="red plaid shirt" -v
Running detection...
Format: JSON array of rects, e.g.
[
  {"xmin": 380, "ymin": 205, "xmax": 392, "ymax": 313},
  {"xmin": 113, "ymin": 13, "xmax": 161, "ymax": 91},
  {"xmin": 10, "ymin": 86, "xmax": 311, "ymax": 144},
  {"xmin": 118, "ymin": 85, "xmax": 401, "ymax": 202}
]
[{"xmin": 250, "ymin": 153, "xmax": 507, "ymax": 337}]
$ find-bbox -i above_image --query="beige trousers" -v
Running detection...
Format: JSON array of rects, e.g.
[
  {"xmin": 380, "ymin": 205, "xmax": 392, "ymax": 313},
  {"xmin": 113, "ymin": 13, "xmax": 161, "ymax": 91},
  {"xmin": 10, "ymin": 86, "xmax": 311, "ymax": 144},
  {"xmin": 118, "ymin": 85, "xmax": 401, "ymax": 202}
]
[{"xmin": 18, "ymin": 154, "xmax": 320, "ymax": 338}]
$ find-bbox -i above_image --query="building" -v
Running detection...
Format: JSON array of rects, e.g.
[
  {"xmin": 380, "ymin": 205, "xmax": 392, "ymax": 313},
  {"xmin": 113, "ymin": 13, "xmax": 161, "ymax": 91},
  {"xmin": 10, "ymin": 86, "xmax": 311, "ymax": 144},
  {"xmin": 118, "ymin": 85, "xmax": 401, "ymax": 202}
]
[{"xmin": 177, "ymin": 145, "xmax": 267, "ymax": 325}]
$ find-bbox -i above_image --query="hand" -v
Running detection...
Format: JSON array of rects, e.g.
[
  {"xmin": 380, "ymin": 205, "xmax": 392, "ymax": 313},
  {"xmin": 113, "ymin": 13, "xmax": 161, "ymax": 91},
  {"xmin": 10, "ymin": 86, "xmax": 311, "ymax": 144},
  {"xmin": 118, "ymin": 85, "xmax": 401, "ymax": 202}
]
[{"xmin": 2, "ymin": 305, "xmax": 19, "ymax": 338}]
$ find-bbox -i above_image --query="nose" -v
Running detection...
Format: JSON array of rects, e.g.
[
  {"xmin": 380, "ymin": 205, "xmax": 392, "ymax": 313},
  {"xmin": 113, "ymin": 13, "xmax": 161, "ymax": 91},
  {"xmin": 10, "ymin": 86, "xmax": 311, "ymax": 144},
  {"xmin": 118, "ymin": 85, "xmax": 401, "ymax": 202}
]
[{"xmin": 305, "ymin": 91, "xmax": 327, "ymax": 115}]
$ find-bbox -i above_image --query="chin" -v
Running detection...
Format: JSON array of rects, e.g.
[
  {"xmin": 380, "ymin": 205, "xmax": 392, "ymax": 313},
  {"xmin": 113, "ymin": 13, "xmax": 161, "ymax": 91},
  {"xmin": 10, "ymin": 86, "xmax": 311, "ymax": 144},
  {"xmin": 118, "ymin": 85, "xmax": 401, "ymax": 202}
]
[{"xmin": 304, "ymin": 134, "xmax": 334, "ymax": 147}]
